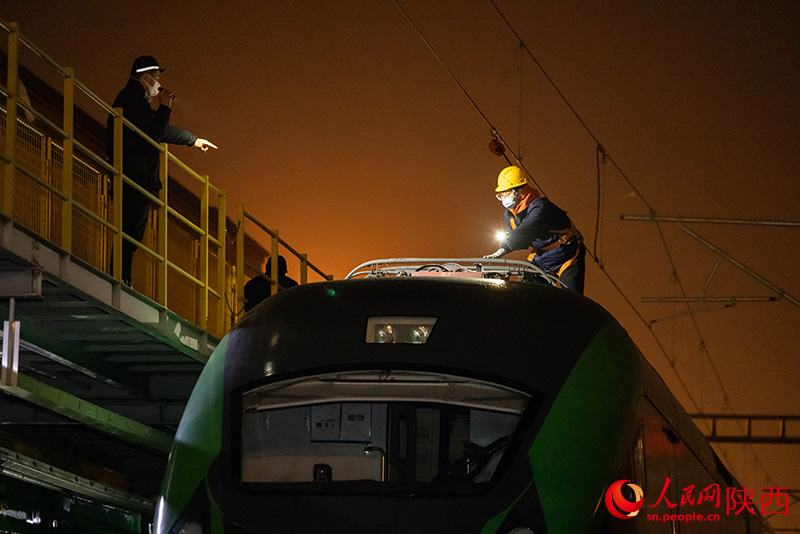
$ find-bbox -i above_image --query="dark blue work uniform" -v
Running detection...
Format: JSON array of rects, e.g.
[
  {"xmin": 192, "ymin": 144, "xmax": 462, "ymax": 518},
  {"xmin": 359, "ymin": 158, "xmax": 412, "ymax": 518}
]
[{"xmin": 501, "ymin": 196, "xmax": 586, "ymax": 293}]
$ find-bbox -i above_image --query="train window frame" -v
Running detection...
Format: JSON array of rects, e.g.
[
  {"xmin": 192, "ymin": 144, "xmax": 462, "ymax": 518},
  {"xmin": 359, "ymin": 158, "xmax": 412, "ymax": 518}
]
[{"xmin": 236, "ymin": 369, "xmax": 540, "ymax": 495}]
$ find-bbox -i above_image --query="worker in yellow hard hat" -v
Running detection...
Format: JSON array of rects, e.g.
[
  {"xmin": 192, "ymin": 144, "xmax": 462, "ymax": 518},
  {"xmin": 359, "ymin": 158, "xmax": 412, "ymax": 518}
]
[{"xmin": 484, "ymin": 165, "xmax": 586, "ymax": 293}]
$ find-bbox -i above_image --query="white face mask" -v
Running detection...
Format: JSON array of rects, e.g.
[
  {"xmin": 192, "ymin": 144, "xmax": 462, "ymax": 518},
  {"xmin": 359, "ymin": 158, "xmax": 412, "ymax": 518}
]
[
  {"xmin": 143, "ymin": 75, "xmax": 161, "ymax": 100},
  {"xmin": 501, "ymin": 195, "xmax": 517, "ymax": 209}
]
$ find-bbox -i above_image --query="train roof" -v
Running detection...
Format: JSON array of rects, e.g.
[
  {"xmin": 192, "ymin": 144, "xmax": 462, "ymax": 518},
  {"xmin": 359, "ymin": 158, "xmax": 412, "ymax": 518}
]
[
  {"xmin": 230, "ymin": 270, "xmax": 616, "ymax": 401},
  {"xmin": 344, "ymin": 257, "xmax": 562, "ymax": 284}
]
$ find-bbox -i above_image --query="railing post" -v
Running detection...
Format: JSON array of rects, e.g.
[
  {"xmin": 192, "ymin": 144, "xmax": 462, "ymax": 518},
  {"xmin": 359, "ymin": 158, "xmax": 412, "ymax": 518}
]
[
  {"xmin": 1, "ymin": 313, "xmax": 20, "ymax": 388},
  {"xmin": 3, "ymin": 22, "xmax": 19, "ymax": 218},
  {"xmin": 199, "ymin": 176, "xmax": 209, "ymax": 331},
  {"xmin": 216, "ymin": 188, "xmax": 226, "ymax": 336},
  {"xmin": 235, "ymin": 203, "xmax": 245, "ymax": 322},
  {"xmin": 157, "ymin": 143, "xmax": 168, "ymax": 307},
  {"xmin": 61, "ymin": 67, "xmax": 74, "ymax": 253},
  {"xmin": 300, "ymin": 253, "xmax": 308, "ymax": 285},
  {"xmin": 270, "ymin": 230, "xmax": 279, "ymax": 296},
  {"xmin": 112, "ymin": 108, "xmax": 123, "ymax": 281}
]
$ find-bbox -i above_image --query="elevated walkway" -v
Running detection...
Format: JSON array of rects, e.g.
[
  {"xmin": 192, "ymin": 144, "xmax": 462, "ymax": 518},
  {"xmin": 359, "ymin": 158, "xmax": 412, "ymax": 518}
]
[
  {"xmin": 0, "ymin": 17, "xmax": 331, "ymax": 526},
  {"xmin": 0, "ymin": 215, "xmax": 204, "ymax": 509}
]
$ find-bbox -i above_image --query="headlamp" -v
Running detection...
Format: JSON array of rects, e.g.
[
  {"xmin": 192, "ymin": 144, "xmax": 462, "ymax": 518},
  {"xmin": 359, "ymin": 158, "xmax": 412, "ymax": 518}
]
[{"xmin": 365, "ymin": 316, "xmax": 437, "ymax": 344}]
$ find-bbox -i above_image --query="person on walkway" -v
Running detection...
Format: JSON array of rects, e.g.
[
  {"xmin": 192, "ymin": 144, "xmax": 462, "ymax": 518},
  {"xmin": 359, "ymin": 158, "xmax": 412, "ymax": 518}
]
[
  {"xmin": 243, "ymin": 255, "xmax": 299, "ymax": 311},
  {"xmin": 106, "ymin": 55, "xmax": 217, "ymax": 285}
]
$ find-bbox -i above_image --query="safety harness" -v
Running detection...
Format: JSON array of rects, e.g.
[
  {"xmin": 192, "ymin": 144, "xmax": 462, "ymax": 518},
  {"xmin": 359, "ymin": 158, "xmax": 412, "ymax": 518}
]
[{"xmin": 517, "ymin": 218, "xmax": 583, "ymax": 275}]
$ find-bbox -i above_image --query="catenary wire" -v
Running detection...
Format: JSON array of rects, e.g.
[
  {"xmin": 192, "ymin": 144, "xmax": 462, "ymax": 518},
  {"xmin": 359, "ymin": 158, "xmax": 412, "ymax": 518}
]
[
  {"xmin": 391, "ymin": 0, "xmax": 545, "ymax": 195},
  {"xmin": 594, "ymin": 144, "xmax": 606, "ymax": 266},
  {"xmin": 392, "ymin": 0, "xmax": 779, "ymax": 489},
  {"xmin": 392, "ymin": 0, "xmax": 703, "ymax": 412},
  {"xmin": 487, "ymin": 0, "xmax": 777, "ymax": 489},
  {"xmin": 486, "ymin": 0, "xmax": 778, "ymax": 489}
]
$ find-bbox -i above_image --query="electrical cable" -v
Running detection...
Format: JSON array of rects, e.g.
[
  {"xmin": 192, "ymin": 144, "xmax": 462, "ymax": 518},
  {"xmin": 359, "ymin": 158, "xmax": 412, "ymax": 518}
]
[
  {"xmin": 393, "ymin": 0, "xmax": 780, "ymax": 490},
  {"xmin": 593, "ymin": 144, "xmax": 606, "ymax": 266},
  {"xmin": 391, "ymin": 0, "xmax": 545, "ymax": 194},
  {"xmin": 393, "ymin": 0, "xmax": 703, "ymax": 413},
  {"xmin": 488, "ymin": 0, "xmax": 654, "ymax": 211},
  {"xmin": 486, "ymin": 0, "xmax": 778, "ymax": 489},
  {"xmin": 516, "ymin": 43, "xmax": 525, "ymax": 160}
]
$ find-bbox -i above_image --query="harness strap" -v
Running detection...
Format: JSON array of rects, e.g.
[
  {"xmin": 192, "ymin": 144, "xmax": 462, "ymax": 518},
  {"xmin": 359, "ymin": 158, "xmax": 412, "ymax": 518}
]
[
  {"xmin": 538, "ymin": 218, "xmax": 583, "ymax": 252},
  {"xmin": 556, "ymin": 246, "xmax": 582, "ymax": 277}
]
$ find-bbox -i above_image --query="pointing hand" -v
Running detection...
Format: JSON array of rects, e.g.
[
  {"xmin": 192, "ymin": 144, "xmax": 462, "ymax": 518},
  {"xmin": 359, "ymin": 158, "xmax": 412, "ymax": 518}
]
[{"xmin": 194, "ymin": 138, "xmax": 218, "ymax": 152}]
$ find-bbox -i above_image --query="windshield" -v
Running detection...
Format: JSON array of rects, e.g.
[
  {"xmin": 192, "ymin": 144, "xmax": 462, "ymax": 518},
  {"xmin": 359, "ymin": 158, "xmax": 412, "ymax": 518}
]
[{"xmin": 239, "ymin": 370, "xmax": 534, "ymax": 493}]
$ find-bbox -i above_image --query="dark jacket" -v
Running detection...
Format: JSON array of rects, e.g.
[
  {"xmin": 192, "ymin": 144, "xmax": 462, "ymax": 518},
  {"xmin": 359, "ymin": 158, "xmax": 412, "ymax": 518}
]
[
  {"xmin": 501, "ymin": 196, "xmax": 582, "ymax": 273},
  {"xmin": 243, "ymin": 274, "xmax": 299, "ymax": 312},
  {"xmin": 106, "ymin": 78, "xmax": 197, "ymax": 191}
]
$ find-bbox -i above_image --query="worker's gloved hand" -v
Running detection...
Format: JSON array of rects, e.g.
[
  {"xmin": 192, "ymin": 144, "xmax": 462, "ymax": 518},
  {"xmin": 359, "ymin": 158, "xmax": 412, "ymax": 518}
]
[{"xmin": 483, "ymin": 248, "xmax": 507, "ymax": 259}]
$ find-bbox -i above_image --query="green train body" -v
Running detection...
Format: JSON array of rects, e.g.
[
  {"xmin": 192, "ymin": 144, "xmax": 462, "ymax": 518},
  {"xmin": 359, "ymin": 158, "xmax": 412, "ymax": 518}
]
[{"xmin": 154, "ymin": 266, "xmax": 774, "ymax": 534}]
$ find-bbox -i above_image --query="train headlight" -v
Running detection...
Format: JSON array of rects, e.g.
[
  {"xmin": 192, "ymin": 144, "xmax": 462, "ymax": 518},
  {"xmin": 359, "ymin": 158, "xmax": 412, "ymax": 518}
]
[
  {"xmin": 366, "ymin": 317, "xmax": 437, "ymax": 344},
  {"xmin": 409, "ymin": 326, "xmax": 429, "ymax": 344},
  {"xmin": 375, "ymin": 325, "xmax": 395, "ymax": 344}
]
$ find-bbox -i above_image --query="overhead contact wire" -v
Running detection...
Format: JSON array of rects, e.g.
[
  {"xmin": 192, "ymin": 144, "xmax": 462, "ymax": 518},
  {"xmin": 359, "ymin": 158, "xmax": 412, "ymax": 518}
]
[
  {"xmin": 391, "ymin": 0, "xmax": 544, "ymax": 194},
  {"xmin": 393, "ymin": 0, "xmax": 750, "ymax": 451},
  {"xmin": 394, "ymin": 0, "xmax": 775, "ymax": 488},
  {"xmin": 391, "ymin": 1, "xmax": 493, "ymax": 136},
  {"xmin": 392, "ymin": 0, "xmax": 698, "ymax": 408},
  {"xmin": 489, "ymin": 0, "xmax": 774, "ymax": 487}
]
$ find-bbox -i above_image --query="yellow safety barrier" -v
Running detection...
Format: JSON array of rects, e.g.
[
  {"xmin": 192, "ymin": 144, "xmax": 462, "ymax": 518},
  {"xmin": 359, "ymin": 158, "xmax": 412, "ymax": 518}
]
[
  {"xmin": 235, "ymin": 203, "xmax": 333, "ymax": 322},
  {"xmin": 0, "ymin": 19, "xmax": 330, "ymax": 338}
]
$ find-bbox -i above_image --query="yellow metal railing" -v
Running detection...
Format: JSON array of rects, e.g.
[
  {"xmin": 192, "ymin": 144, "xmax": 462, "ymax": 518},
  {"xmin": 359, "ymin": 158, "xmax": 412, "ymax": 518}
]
[
  {"xmin": 0, "ymin": 19, "xmax": 331, "ymax": 338},
  {"xmin": 235, "ymin": 204, "xmax": 333, "ymax": 321}
]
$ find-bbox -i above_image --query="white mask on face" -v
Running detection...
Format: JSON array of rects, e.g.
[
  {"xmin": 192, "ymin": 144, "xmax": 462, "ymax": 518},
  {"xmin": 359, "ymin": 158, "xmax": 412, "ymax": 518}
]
[
  {"xmin": 501, "ymin": 195, "xmax": 517, "ymax": 209},
  {"xmin": 143, "ymin": 75, "xmax": 161, "ymax": 100}
]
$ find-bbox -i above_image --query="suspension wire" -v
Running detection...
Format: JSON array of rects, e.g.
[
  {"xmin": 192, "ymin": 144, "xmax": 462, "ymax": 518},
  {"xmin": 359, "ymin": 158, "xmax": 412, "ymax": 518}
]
[
  {"xmin": 391, "ymin": 0, "xmax": 704, "ymax": 422},
  {"xmin": 391, "ymin": 0, "xmax": 545, "ymax": 194},
  {"xmin": 396, "ymin": 0, "xmax": 776, "ymax": 489},
  {"xmin": 393, "ymin": 0, "xmax": 779, "ymax": 488},
  {"xmin": 488, "ymin": 0, "xmax": 777, "ymax": 487},
  {"xmin": 517, "ymin": 43, "xmax": 524, "ymax": 160},
  {"xmin": 487, "ymin": 0, "xmax": 653, "ymax": 211},
  {"xmin": 593, "ymin": 144, "xmax": 606, "ymax": 266},
  {"xmin": 393, "ymin": 1, "xmax": 771, "ymax": 481},
  {"xmin": 393, "ymin": 0, "xmax": 704, "ymax": 411},
  {"xmin": 391, "ymin": 1, "xmax": 493, "ymax": 136}
]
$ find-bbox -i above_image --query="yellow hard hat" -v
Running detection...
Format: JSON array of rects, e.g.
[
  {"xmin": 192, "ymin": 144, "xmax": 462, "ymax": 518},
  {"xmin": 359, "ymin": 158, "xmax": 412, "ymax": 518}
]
[{"xmin": 495, "ymin": 166, "xmax": 528, "ymax": 192}]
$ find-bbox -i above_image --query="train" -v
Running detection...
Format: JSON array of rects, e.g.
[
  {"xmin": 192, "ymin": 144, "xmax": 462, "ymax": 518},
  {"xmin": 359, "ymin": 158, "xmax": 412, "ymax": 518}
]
[{"xmin": 154, "ymin": 258, "xmax": 775, "ymax": 534}]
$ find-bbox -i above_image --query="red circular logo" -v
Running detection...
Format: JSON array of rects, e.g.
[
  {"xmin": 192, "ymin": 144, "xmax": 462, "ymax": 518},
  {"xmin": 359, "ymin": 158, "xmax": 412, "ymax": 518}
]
[{"xmin": 605, "ymin": 479, "xmax": 644, "ymax": 519}]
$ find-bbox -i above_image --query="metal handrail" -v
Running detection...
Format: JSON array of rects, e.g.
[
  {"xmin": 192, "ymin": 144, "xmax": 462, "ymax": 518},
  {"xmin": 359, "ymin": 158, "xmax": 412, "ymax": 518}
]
[
  {"xmin": 166, "ymin": 205, "xmax": 206, "ymax": 237},
  {"xmin": 1, "ymin": 19, "xmax": 226, "ymax": 335},
  {"xmin": 6, "ymin": 20, "xmax": 69, "ymax": 78},
  {"xmin": 15, "ymin": 164, "xmax": 69, "ymax": 201},
  {"xmin": 122, "ymin": 233, "xmax": 165, "ymax": 263},
  {"xmin": 235, "ymin": 204, "xmax": 333, "ymax": 321},
  {"xmin": 0, "ymin": 18, "xmax": 328, "ymax": 339},
  {"xmin": 242, "ymin": 208, "xmax": 331, "ymax": 280}
]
